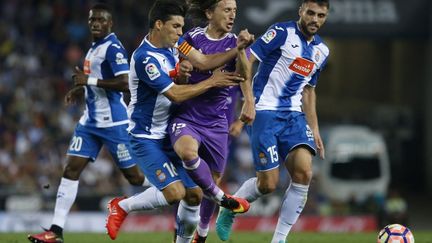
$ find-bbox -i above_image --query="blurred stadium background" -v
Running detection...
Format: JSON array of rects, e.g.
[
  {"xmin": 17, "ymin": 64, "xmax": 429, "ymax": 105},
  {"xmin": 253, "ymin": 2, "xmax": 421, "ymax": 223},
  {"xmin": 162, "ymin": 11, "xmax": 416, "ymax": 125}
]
[{"xmin": 0, "ymin": 0, "xmax": 431, "ymax": 239}]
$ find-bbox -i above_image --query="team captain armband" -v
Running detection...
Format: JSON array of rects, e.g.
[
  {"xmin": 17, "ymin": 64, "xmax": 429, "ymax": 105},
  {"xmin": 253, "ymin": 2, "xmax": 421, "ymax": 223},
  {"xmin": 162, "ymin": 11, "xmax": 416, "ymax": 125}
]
[{"xmin": 177, "ymin": 41, "xmax": 193, "ymax": 56}]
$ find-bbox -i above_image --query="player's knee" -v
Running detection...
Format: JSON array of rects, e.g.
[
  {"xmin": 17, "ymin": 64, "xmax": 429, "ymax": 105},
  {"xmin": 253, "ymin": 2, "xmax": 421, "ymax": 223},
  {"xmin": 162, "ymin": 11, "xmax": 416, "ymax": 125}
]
[
  {"xmin": 163, "ymin": 185, "xmax": 186, "ymax": 204},
  {"xmin": 125, "ymin": 173, "xmax": 145, "ymax": 186},
  {"xmin": 257, "ymin": 180, "xmax": 277, "ymax": 195},
  {"xmin": 177, "ymin": 147, "xmax": 198, "ymax": 162},
  {"xmin": 292, "ymin": 167, "xmax": 313, "ymax": 184},
  {"xmin": 183, "ymin": 189, "xmax": 203, "ymax": 206}
]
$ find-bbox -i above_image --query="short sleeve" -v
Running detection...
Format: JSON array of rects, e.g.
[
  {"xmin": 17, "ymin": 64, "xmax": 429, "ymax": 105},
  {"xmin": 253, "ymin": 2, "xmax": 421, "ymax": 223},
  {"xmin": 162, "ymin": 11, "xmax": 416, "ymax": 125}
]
[
  {"xmin": 105, "ymin": 43, "xmax": 130, "ymax": 76},
  {"xmin": 135, "ymin": 55, "xmax": 173, "ymax": 94},
  {"xmin": 250, "ymin": 23, "xmax": 288, "ymax": 62}
]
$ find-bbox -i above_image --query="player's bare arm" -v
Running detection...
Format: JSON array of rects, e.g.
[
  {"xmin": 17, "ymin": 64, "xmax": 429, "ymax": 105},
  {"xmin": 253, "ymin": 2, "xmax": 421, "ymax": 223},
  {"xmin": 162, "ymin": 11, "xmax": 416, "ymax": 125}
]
[
  {"xmin": 302, "ymin": 85, "xmax": 325, "ymax": 159},
  {"xmin": 72, "ymin": 66, "xmax": 129, "ymax": 92},
  {"xmin": 236, "ymin": 38, "xmax": 255, "ymax": 125},
  {"xmin": 163, "ymin": 69, "xmax": 244, "ymax": 103},
  {"xmin": 183, "ymin": 29, "xmax": 254, "ymax": 71}
]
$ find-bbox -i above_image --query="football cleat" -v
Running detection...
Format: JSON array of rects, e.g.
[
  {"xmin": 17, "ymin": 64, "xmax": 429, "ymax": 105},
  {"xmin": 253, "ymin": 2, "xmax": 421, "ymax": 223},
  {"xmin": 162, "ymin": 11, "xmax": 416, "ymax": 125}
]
[
  {"xmin": 27, "ymin": 230, "xmax": 64, "ymax": 243},
  {"xmin": 215, "ymin": 207, "xmax": 236, "ymax": 241},
  {"xmin": 220, "ymin": 194, "xmax": 250, "ymax": 214},
  {"xmin": 106, "ymin": 197, "xmax": 128, "ymax": 240}
]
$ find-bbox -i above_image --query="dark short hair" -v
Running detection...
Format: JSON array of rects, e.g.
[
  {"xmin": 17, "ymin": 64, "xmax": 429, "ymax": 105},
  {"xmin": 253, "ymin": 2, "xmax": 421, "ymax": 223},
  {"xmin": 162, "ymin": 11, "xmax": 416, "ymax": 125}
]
[
  {"xmin": 302, "ymin": 0, "xmax": 330, "ymax": 9},
  {"xmin": 149, "ymin": 0, "xmax": 188, "ymax": 29},
  {"xmin": 90, "ymin": 2, "xmax": 112, "ymax": 14},
  {"xmin": 187, "ymin": 0, "xmax": 220, "ymax": 26}
]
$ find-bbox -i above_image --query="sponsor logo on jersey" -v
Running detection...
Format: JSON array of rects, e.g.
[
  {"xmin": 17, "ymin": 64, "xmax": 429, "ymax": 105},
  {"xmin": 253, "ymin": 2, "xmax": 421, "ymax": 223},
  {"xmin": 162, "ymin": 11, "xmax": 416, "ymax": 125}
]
[
  {"xmin": 156, "ymin": 169, "xmax": 166, "ymax": 182},
  {"xmin": 315, "ymin": 52, "xmax": 320, "ymax": 62},
  {"xmin": 115, "ymin": 52, "xmax": 128, "ymax": 65},
  {"xmin": 145, "ymin": 63, "xmax": 161, "ymax": 80},
  {"xmin": 259, "ymin": 152, "xmax": 267, "ymax": 165},
  {"xmin": 117, "ymin": 143, "xmax": 132, "ymax": 161},
  {"xmin": 84, "ymin": 60, "xmax": 91, "ymax": 74},
  {"xmin": 261, "ymin": 29, "xmax": 277, "ymax": 44},
  {"xmin": 289, "ymin": 57, "xmax": 315, "ymax": 77}
]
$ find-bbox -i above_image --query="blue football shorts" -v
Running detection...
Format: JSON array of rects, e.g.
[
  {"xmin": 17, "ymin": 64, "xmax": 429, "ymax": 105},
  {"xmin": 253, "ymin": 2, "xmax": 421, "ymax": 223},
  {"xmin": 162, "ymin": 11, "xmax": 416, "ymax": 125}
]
[
  {"xmin": 129, "ymin": 135, "xmax": 197, "ymax": 190},
  {"xmin": 246, "ymin": 110, "xmax": 317, "ymax": 172},
  {"xmin": 66, "ymin": 123, "xmax": 136, "ymax": 169}
]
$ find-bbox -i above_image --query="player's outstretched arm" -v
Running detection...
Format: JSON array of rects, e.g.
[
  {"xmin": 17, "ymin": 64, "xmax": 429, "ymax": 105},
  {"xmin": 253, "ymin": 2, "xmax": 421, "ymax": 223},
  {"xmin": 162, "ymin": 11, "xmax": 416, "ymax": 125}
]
[
  {"xmin": 72, "ymin": 66, "xmax": 129, "ymax": 92},
  {"xmin": 182, "ymin": 29, "xmax": 254, "ymax": 71},
  {"xmin": 163, "ymin": 69, "xmax": 244, "ymax": 103}
]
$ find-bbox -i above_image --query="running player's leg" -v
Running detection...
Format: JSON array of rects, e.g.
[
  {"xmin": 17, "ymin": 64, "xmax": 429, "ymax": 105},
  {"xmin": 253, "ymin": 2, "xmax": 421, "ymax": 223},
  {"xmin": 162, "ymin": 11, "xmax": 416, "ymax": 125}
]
[
  {"xmin": 271, "ymin": 112, "xmax": 316, "ymax": 243},
  {"xmin": 216, "ymin": 110, "xmax": 281, "ymax": 241},
  {"xmin": 194, "ymin": 132, "xmax": 228, "ymax": 241},
  {"xmin": 106, "ymin": 137, "xmax": 189, "ymax": 240},
  {"xmin": 170, "ymin": 119, "xmax": 249, "ymax": 213},
  {"xmin": 28, "ymin": 124, "xmax": 101, "ymax": 243},
  {"xmin": 166, "ymin": 145, "xmax": 202, "ymax": 243}
]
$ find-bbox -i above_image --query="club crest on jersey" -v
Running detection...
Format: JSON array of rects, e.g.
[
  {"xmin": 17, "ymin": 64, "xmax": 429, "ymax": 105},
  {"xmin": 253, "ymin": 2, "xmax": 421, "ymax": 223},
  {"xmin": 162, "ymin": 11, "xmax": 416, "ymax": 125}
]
[
  {"xmin": 115, "ymin": 52, "xmax": 128, "ymax": 65},
  {"xmin": 259, "ymin": 152, "xmax": 267, "ymax": 165},
  {"xmin": 156, "ymin": 169, "xmax": 166, "ymax": 182},
  {"xmin": 145, "ymin": 63, "xmax": 161, "ymax": 80},
  {"xmin": 261, "ymin": 29, "xmax": 277, "ymax": 44},
  {"xmin": 289, "ymin": 57, "xmax": 315, "ymax": 77},
  {"xmin": 315, "ymin": 52, "xmax": 320, "ymax": 62}
]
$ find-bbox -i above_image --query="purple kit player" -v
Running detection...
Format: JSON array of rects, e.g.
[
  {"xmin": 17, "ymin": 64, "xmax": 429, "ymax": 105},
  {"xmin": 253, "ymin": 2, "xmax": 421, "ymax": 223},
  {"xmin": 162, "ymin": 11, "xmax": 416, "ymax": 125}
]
[{"xmin": 169, "ymin": 0, "xmax": 255, "ymax": 242}]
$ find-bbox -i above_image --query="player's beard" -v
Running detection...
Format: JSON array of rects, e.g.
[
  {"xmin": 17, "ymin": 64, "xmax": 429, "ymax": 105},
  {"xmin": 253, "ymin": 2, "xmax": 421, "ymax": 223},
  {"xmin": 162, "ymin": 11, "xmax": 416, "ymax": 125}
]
[{"xmin": 299, "ymin": 20, "xmax": 318, "ymax": 38}]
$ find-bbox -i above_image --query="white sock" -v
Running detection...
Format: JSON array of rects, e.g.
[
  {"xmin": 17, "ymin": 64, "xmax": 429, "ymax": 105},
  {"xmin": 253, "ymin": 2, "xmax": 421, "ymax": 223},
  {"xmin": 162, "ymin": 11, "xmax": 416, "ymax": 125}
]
[
  {"xmin": 234, "ymin": 177, "xmax": 262, "ymax": 202},
  {"xmin": 51, "ymin": 177, "xmax": 79, "ymax": 228},
  {"xmin": 176, "ymin": 200, "xmax": 200, "ymax": 243},
  {"xmin": 119, "ymin": 186, "xmax": 169, "ymax": 212},
  {"xmin": 196, "ymin": 224, "xmax": 209, "ymax": 237},
  {"xmin": 271, "ymin": 182, "xmax": 309, "ymax": 243}
]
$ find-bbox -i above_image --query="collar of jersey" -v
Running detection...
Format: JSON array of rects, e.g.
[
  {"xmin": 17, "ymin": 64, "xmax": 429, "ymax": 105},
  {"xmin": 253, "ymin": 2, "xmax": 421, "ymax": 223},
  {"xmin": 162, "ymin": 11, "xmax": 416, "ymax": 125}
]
[{"xmin": 92, "ymin": 32, "xmax": 115, "ymax": 47}]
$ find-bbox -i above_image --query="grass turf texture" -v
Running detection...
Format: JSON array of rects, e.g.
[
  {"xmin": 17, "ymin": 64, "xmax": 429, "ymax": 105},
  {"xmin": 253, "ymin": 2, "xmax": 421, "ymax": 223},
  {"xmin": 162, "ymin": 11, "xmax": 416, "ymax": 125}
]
[{"xmin": 3, "ymin": 232, "xmax": 432, "ymax": 243}]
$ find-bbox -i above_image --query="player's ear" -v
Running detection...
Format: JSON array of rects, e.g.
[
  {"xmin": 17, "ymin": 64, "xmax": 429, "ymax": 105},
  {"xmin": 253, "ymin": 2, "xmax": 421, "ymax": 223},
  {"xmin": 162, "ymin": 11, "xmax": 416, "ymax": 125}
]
[
  {"xmin": 205, "ymin": 9, "xmax": 212, "ymax": 20},
  {"xmin": 108, "ymin": 19, "xmax": 113, "ymax": 30},
  {"xmin": 155, "ymin": 20, "xmax": 163, "ymax": 31}
]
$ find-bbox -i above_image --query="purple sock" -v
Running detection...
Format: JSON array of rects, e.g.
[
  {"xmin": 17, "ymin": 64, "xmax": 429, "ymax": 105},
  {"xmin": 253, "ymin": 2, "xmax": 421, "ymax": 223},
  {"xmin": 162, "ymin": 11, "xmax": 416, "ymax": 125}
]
[
  {"xmin": 199, "ymin": 197, "xmax": 217, "ymax": 230},
  {"xmin": 183, "ymin": 157, "xmax": 222, "ymax": 199}
]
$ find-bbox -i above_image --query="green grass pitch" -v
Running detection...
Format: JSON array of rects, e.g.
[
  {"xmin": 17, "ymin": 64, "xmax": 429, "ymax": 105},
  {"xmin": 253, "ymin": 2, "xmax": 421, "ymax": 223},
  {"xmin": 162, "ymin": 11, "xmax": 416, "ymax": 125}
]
[{"xmin": 3, "ymin": 231, "xmax": 432, "ymax": 243}]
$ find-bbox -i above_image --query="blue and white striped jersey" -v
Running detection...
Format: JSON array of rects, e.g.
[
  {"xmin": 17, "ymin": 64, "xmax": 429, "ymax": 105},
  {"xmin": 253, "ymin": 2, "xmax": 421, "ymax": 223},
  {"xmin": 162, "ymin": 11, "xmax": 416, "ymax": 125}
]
[
  {"xmin": 79, "ymin": 33, "xmax": 129, "ymax": 128},
  {"xmin": 127, "ymin": 37, "xmax": 179, "ymax": 139},
  {"xmin": 250, "ymin": 21, "xmax": 329, "ymax": 112}
]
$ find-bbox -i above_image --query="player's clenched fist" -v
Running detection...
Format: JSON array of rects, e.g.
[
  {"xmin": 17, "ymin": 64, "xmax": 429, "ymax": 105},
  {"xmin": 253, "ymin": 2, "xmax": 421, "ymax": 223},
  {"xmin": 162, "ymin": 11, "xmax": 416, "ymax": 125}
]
[{"xmin": 237, "ymin": 29, "xmax": 255, "ymax": 50}]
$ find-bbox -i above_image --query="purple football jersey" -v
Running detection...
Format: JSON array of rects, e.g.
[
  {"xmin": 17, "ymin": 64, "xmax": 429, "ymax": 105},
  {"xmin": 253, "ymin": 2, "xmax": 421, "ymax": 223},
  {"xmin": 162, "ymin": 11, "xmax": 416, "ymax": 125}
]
[
  {"xmin": 174, "ymin": 27, "xmax": 237, "ymax": 128},
  {"xmin": 226, "ymin": 86, "xmax": 241, "ymax": 127}
]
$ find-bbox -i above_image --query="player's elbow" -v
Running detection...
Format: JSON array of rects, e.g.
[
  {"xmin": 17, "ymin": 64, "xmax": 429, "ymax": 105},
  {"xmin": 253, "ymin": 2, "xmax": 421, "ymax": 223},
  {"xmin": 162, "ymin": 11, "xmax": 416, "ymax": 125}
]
[
  {"xmin": 164, "ymin": 86, "xmax": 188, "ymax": 103},
  {"xmin": 167, "ymin": 93, "xmax": 184, "ymax": 103}
]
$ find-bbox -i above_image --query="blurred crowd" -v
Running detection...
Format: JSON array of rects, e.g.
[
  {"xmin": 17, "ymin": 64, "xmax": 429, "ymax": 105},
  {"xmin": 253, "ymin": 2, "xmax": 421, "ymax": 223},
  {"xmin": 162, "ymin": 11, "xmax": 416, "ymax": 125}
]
[
  {"xmin": 0, "ymin": 1, "xmax": 408, "ymax": 226},
  {"xmin": 0, "ymin": 0, "xmax": 156, "ymax": 197}
]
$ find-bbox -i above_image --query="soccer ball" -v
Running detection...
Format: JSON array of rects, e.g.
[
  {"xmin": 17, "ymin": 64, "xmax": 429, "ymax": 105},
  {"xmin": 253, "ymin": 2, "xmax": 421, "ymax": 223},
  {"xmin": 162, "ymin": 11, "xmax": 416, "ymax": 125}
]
[{"xmin": 377, "ymin": 224, "xmax": 414, "ymax": 243}]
